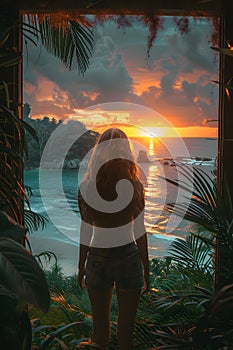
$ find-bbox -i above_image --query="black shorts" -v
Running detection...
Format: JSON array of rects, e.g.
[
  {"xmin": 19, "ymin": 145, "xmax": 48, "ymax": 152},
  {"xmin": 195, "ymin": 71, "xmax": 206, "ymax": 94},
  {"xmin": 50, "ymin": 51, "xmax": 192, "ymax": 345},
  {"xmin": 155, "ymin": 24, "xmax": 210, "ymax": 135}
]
[{"xmin": 85, "ymin": 242, "xmax": 144, "ymax": 291}]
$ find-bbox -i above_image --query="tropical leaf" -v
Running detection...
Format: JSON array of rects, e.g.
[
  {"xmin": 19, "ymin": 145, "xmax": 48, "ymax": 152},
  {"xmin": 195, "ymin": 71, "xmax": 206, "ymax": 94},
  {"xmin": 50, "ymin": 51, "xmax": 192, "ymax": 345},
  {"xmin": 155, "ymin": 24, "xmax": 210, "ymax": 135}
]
[
  {"xmin": 0, "ymin": 104, "xmax": 39, "ymax": 218},
  {"xmin": 69, "ymin": 20, "xmax": 94, "ymax": 73},
  {"xmin": 0, "ymin": 225, "xmax": 27, "ymax": 244},
  {"xmin": 0, "ymin": 210, "xmax": 27, "ymax": 243},
  {"xmin": 138, "ymin": 286, "xmax": 231, "ymax": 349},
  {"xmin": 0, "ymin": 52, "xmax": 21, "ymax": 68},
  {"xmin": 35, "ymin": 251, "xmax": 58, "ymax": 269},
  {"xmin": 0, "ymin": 13, "xmax": 94, "ymax": 224},
  {"xmin": 0, "ymin": 170, "xmax": 23, "ymax": 220},
  {"xmin": 22, "ymin": 21, "xmax": 40, "ymax": 47},
  {"xmin": 25, "ymin": 15, "xmax": 95, "ymax": 75},
  {"xmin": 22, "ymin": 21, "xmax": 40, "ymax": 39},
  {"xmin": 24, "ymin": 209, "xmax": 48, "ymax": 233},
  {"xmin": 32, "ymin": 323, "xmax": 56, "ymax": 335},
  {"xmin": 41, "ymin": 322, "xmax": 85, "ymax": 349},
  {"xmin": 163, "ymin": 163, "xmax": 231, "ymax": 235},
  {"xmin": 0, "ymin": 285, "xmax": 22, "ymax": 325},
  {"xmin": 0, "ymin": 237, "xmax": 50, "ymax": 312},
  {"xmin": 169, "ymin": 235, "xmax": 213, "ymax": 273},
  {"xmin": 1, "ymin": 14, "xmax": 95, "ymax": 73},
  {"xmin": 166, "ymin": 201, "xmax": 220, "ymax": 234},
  {"xmin": 0, "ymin": 304, "xmax": 32, "ymax": 350}
]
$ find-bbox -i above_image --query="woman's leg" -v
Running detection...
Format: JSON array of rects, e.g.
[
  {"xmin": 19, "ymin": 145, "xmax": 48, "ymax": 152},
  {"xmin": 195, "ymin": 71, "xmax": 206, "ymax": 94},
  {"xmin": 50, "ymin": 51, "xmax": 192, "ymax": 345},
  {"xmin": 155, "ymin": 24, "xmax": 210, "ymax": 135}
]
[
  {"xmin": 116, "ymin": 288, "xmax": 141, "ymax": 350},
  {"xmin": 87, "ymin": 287, "xmax": 114, "ymax": 350}
]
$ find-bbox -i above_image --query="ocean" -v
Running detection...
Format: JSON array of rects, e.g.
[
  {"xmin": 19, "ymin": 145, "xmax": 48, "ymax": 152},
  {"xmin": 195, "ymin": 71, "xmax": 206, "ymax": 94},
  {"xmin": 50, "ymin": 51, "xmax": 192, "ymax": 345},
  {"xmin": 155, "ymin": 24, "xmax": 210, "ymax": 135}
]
[{"xmin": 24, "ymin": 137, "xmax": 217, "ymax": 273}]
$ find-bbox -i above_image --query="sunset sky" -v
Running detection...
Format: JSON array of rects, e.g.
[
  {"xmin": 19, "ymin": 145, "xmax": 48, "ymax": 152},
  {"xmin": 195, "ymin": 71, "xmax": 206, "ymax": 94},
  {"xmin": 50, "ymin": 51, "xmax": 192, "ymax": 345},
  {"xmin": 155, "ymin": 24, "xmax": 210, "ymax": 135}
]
[{"xmin": 23, "ymin": 16, "xmax": 219, "ymax": 138}]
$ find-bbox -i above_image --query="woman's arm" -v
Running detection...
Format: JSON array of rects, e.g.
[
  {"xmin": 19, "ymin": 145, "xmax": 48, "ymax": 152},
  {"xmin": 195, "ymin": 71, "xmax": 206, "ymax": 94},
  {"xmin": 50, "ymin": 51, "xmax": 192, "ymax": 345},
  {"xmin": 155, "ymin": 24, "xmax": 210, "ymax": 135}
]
[
  {"xmin": 78, "ymin": 220, "xmax": 93, "ymax": 289},
  {"xmin": 134, "ymin": 212, "xmax": 150, "ymax": 291},
  {"xmin": 136, "ymin": 233, "xmax": 150, "ymax": 290}
]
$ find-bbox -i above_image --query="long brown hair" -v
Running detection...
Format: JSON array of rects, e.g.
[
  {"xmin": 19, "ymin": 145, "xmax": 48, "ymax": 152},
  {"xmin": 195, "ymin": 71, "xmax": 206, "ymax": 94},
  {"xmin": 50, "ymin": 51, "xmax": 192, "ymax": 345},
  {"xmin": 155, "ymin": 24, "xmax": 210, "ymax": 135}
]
[
  {"xmin": 83, "ymin": 128, "xmax": 142, "ymax": 187},
  {"xmin": 79, "ymin": 128, "xmax": 145, "ymax": 227}
]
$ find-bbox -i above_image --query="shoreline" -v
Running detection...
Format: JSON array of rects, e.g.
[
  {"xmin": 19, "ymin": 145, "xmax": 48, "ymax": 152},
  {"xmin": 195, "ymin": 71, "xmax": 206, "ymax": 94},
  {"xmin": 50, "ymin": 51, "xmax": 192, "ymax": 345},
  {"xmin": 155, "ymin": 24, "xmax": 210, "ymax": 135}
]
[
  {"xmin": 26, "ymin": 146, "xmax": 216, "ymax": 277},
  {"xmin": 29, "ymin": 234, "xmax": 172, "ymax": 276},
  {"xmin": 25, "ymin": 154, "xmax": 215, "ymax": 172}
]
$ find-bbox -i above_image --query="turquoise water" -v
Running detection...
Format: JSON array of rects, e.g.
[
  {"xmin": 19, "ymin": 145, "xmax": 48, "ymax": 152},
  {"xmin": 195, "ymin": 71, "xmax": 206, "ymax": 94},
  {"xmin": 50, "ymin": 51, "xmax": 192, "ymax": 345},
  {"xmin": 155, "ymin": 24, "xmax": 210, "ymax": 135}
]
[{"xmin": 24, "ymin": 137, "xmax": 217, "ymax": 258}]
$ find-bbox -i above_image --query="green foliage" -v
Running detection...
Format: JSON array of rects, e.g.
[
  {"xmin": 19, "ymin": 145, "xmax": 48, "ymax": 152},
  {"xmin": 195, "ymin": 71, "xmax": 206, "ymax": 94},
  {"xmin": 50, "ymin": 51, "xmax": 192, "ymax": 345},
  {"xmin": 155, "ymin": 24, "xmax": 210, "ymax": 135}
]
[
  {"xmin": 0, "ymin": 10, "xmax": 96, "ymax": 350},
  {"xmin": 0, "ymin": 95, "xmax": 39, "ymax": 219},
  {"xmin": 1, "ymin": 12, "xmax": 95, "ymax": 74},
  {"xmin": 0, "ymin": 47, "xmax": 41, "ymax": 222},
  {"xmin": 0, "ymin": 237, "xmax": 50, "ymax": 312},
  {"xmin": 168, "ymin": 235, "xmax": 213, "ymax": 288},
  {"xmin": 32, "ymin": 318, "xmax": 90, "ymax": 350},
  {"xmin": 24, "ymin": 15, "xmax": 95, "ymax": 74},
  {"xmin": 143, "ymin": 163, "xmax": 233, "ymax": 348},
  {"xmin": 0, "ymin": 11, "xmax": 95, "ymax": 218},
  {"xmin": 146, "ymin": 284, "xmax": 233, "ymax": 349},
  {"xmin": 164, "ymin": 164, "xmax": 230, "ymax": 233},
  {"xmin": 29, "ymin": 266, "xmax": 93, "ymax": 349},
  {"xmin": 28, "ymin": 247, "xmax": 213, "ymax": 349},
  {"xmin": 24, "ymin": 208, "xmax": 48, "ymax": 234},
  {"xmin": 23, "ymin": 107, "xmax": 99, "ymax": 169},
  {"xmin": 27, "ymin": 230, "xmax": 233, "ymax": 349},
  {"xmin": 163, "ymin": 163, "xmax": 233, "ymax": 289},
  {"xmin": 41, "ymin": 18, "xmax": 93, "ymax": 74},
  {"xmin": 0, "ymin": 210, "xmax": 50, "ymax": 350}
]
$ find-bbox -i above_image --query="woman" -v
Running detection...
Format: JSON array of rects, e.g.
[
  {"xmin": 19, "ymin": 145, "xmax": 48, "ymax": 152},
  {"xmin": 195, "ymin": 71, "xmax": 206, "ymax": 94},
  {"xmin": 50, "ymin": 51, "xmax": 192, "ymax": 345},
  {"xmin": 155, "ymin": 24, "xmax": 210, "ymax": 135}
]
[{"xmin": 78, "ymin": 128, "xmax": 150, "ymax": 350}]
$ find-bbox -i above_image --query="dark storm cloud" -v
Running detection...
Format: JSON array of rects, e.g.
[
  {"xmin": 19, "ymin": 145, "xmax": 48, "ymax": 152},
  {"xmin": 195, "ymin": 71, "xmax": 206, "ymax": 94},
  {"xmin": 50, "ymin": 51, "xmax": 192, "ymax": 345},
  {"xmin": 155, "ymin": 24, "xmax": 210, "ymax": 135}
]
[
  {"xmin": 24, "ymin": 26, "xmax": 134, "ymax": 117},
  {"xmin": 23, "ymin": 16, "xmax": 219, "ymax": 127},
  {"xmin": 138, "ymin": 75, "xmax": 217, "ymax": 127},
  {"xmin": 158, "ymin": 17, "xmax": 217, "ymax": 73},
  {"xmin": 160, "ymin": 71, "xmax": 178, "ymax": 96},
  {"xmin": 181, "ymin": 79, "xmax": 218, "ymax": 120}
]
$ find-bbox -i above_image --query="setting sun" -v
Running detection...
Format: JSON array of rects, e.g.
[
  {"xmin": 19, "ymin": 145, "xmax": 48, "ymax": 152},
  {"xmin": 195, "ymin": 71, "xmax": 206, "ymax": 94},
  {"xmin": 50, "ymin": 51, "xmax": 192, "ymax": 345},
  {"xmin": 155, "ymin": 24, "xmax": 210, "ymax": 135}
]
[{"xmin": 146, "ymin": 126, "xmax": 217, "ymax": 138}]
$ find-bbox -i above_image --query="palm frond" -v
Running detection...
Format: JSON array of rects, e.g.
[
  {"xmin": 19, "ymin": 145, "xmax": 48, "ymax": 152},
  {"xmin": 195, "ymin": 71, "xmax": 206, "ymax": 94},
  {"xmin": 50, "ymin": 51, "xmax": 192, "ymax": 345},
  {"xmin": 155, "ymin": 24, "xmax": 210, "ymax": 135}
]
[
  {"xmin": 25, "ymin": 15, "xmax": 95, "ymax": 75},
  {"xmin": 169, "ymin": 235, "xmax": 213, "ymax": 272},
  {"xmin": 163, "ymin": 163, "xmax": 231, "ymax": 235},
  {"xmin": 24, "ymin": 209, "xmax": 48, "ymax": 233},
  {"xmin": 0, "ymin": 164, "xmax": 25, "ymax": 220},
  {"xmin": 166, "ymin": 201, "xmax": 220, "ymax": 234},
  {"xmin": 0, "ymin": 107, "xmax": 31, "ymax": 163},
  {"xmin": 0, "ymin": 210, "xmax": 27, "ymax": 243},
  {"xmin": 35, "ymin": 251, "xmax": 58, "ymax": 269},
  {"xmin": 0, "ymin": 82, "xmax": 39, "ymax": 217},
  {"xmin": 0, "ymin": 237, "xmax": 50, "ymax": 312},
  {"xmin": 0, "ymin": 53, "xmax": 21, "ymax": 68}
]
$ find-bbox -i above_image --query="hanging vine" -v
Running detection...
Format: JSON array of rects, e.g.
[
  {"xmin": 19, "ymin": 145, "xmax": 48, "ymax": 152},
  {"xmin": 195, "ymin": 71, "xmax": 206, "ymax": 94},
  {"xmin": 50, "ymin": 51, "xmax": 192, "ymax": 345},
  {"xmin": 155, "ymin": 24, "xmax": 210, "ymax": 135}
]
[
  {"xmin": 173, "ymin": 16, "xmax": 190, "ymax": 34},
  {"xmin": 140, "ymin": 14, "xmax": 165, "ymax": 56},
  {"xmin": 23, "ymin": 11, "xmax": 219, "ymax": 57}
]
